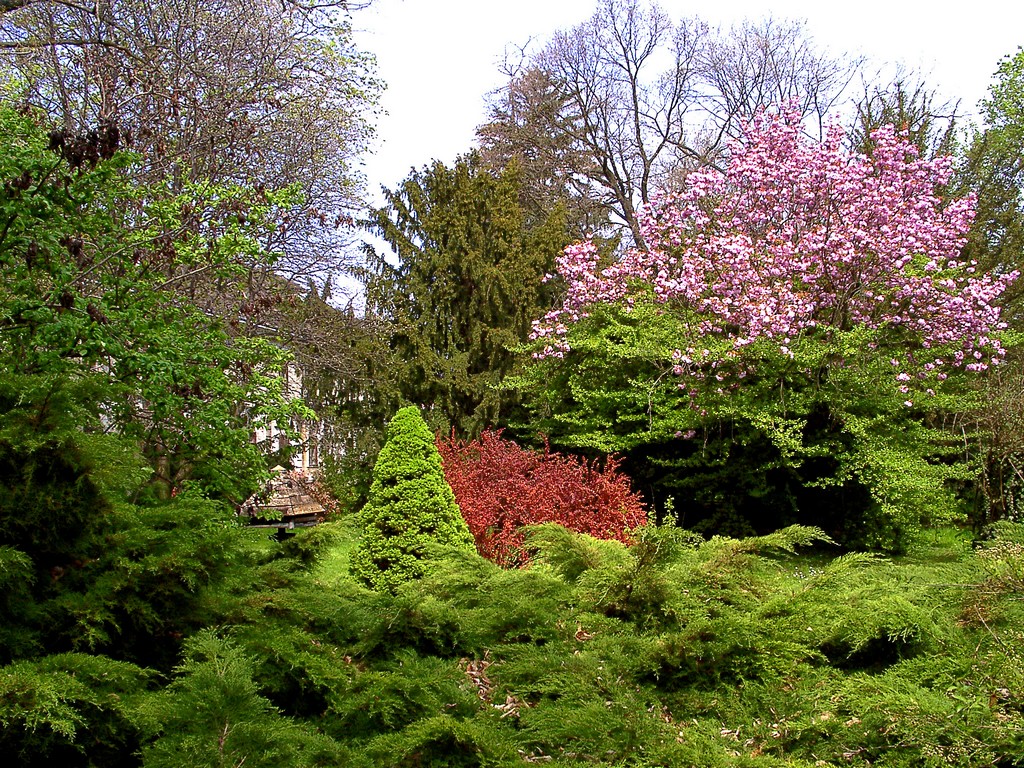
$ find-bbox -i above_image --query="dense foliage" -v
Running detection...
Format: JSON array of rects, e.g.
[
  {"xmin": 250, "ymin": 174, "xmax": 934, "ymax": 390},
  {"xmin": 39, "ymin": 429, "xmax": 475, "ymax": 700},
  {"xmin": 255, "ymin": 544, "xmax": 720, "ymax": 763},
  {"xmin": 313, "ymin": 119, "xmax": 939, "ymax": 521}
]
[
  {"xmin": 350, "ymin": 406, "xmax": 475, "ymax": 592},
  {"xmin": 953, "ymin": 49, "xmax": 1024, "ymax": 525},
  {"xmin": 2, "ymin": 2, "xmax": 1024, "ymax": 763},
  {"xmin": 523, "ymin": 108, "xmax": 1015, "ymax": 551},
  {"xmin": 4, "ymin": 426, "xmax": 1024, "ymax": 768},
  {"xmin": 0, "ymin": 105, "xmax": 309, "ymax": 500},
  {"xmin": 0, "ymin": 372, "xmax": 282, "ymax": 762},
  {"xmin": 362, "ymin": 154, "xmax": 568, "ymax": 436},
  {"xmin": 958, "ymin": 47, "xmax": 1024, "ymax": 325},
  {"xmin": 438, "ymin": 430, "xmax": 647, "ymax": 566}
]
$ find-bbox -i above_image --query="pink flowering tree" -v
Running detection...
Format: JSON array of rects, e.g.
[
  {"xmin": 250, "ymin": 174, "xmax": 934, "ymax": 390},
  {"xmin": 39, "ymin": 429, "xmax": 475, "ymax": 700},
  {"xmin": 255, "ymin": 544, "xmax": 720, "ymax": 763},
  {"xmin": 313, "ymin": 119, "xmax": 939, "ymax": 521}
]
[{"xmin": 523, "ymin": 107, "xmax": 1017, "ymax": 551}]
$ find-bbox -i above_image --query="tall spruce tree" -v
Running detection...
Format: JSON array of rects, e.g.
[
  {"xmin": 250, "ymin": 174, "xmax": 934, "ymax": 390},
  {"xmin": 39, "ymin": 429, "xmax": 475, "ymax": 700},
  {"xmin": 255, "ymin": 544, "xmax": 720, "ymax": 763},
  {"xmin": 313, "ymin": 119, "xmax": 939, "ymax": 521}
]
[{"xmin": 361, "ymin": 153, "xmax": 568, "ymax": 436}]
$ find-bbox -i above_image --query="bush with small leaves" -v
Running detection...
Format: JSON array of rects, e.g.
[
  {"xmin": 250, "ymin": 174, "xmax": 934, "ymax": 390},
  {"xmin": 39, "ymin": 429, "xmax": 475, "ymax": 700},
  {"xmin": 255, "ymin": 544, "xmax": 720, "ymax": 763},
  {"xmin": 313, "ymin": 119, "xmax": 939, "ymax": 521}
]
[
  {"xmin": 350, "ymin": 407, "xmax": 474, "ymax": 592},
  {"xmin": 438, "ymin": 430, "xmax": 647, "ymax": 567}
]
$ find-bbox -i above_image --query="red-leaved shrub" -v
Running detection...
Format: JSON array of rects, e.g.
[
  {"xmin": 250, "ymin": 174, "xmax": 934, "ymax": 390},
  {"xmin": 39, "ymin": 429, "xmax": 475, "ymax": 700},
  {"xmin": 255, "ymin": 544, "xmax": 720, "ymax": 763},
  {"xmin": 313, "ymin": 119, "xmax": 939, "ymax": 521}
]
[{"xmin": 437, "ymin": 430, "xmax": 647, "ymax": 566}]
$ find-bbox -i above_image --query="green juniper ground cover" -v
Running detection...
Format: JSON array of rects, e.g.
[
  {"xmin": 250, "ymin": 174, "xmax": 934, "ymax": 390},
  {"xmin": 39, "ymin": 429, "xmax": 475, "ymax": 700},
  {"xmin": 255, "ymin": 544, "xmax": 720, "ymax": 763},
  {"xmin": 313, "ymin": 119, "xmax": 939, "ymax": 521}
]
[
  {"xmin": 2, "ymin": 397, "xmax": 1022, "ymax": 767},
  {"xmin": 3, "ymin": 1, "xmax": 1024, "ymax": 766}
]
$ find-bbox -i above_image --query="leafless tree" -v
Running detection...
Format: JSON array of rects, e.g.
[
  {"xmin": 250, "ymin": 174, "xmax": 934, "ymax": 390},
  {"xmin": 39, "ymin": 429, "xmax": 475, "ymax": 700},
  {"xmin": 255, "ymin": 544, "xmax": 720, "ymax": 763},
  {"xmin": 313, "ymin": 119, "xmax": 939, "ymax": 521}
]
[
  {"xmin": 849, "ymin": 71, "xmax": 960, "ymax": 159},
  {"xmin": 696, "ymin": 16, "xmax": 858, "ymax": 146},
  {"xmin": 479, "ymin": 0, "xmax": 860, "ymax": 247},
  {"xmin": 527, "ymin": 0, "xmax": 710, "ymax": 246}
]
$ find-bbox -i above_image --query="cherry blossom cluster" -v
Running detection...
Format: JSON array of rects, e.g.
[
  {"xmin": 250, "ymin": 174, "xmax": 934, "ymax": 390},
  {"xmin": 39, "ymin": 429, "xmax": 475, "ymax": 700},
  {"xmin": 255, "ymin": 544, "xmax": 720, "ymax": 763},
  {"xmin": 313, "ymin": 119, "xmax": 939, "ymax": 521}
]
[{"xmin": 531, "ymin": 107, "xmax": 1016, "ymax": 388}]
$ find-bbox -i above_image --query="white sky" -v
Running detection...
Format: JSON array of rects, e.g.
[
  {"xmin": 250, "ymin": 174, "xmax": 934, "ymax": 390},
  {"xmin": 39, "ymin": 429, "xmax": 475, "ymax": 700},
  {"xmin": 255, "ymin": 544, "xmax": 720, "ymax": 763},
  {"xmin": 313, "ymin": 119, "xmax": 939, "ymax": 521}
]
[{"xmin": 353, "ymin": 0, "xmax": 1024, "ymax": 200}]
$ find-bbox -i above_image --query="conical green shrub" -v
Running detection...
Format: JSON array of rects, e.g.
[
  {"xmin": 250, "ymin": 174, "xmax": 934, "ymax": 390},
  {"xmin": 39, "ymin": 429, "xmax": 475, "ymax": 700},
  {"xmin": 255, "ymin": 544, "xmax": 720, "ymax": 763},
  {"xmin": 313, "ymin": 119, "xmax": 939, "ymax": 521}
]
[{"xmin": 350, "ymin": 407, "xmax": 474, "ymax": 591}]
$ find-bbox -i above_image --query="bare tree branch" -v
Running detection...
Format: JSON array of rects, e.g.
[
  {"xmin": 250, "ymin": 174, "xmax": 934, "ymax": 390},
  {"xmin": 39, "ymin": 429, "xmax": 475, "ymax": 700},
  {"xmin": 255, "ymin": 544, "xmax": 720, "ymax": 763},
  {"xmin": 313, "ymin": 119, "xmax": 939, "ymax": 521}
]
[
  {"xmin": 0, "ymin": 0, "xmax": 100, "ymax": 16},
  {"xmin": 1, "ymin": 0, "xmax": 380, "ymax": 282},
  {"xmin": 0, "ymin": 0, "xmax": 36, "ymax": 13},
  {"xmin": 478, "ymin": 0, "xmax": 861, "ymax": 248}
]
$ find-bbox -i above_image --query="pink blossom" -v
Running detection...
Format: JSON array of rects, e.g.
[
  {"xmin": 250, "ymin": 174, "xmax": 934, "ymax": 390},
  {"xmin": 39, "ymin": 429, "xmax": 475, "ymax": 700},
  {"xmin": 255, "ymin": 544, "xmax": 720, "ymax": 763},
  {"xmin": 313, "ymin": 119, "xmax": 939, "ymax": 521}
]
[{"xmin": 533, "ymin": 106, "xmax": 1014, "ymax": 394}]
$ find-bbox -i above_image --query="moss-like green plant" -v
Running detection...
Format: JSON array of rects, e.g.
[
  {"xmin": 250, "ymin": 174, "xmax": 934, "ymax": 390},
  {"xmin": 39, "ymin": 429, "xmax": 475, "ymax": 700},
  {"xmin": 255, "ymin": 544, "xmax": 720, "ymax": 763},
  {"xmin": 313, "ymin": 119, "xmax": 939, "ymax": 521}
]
[{"xmin": 350, "ymin": 407, "xmax": 474, "ymax": 592}]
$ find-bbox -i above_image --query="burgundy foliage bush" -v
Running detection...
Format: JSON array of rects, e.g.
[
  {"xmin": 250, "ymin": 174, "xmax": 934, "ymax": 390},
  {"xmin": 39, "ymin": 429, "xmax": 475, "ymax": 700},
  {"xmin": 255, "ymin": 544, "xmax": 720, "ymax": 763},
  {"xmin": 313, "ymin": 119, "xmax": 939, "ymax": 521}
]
[{"xmin": 437, "ymin": 430, "xmax": 647, "ymax": 566}]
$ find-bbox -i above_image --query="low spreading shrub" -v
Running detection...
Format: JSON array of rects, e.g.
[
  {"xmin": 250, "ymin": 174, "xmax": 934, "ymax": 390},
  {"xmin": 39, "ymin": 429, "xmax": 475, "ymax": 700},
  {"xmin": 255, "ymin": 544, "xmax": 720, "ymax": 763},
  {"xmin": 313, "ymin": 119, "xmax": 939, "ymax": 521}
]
[{"xmin": 438, "ymin": 430, "xmax": 647, "ymax": 566}]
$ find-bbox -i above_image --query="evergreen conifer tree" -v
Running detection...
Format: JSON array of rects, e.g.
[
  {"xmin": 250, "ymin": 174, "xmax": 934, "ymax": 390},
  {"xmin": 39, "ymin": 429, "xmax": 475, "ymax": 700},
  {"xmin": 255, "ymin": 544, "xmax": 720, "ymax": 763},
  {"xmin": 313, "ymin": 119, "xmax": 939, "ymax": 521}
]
[
  {"xmin": 350, "ymin": 406, "xmax": 474, "ymax": 591},
  {"xmin": 362, "ymin": 154, "xmax": 568, "ymax": 436}
]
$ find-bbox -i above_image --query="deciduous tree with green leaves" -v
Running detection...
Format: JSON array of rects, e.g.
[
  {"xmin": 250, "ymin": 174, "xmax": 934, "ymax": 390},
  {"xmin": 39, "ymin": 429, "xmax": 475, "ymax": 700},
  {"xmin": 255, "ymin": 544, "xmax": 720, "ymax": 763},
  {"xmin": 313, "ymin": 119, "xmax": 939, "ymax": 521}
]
[
  {"xmin": 0, "ymin": 103, "xmax": 308, "ymax": 500},
  {"xmin": 956, "ymin": 48, "xmax": 1024, "ymax": 523},
  {"xmin": 0, "ymin": 0, "xmax": 380, "ymax": 283},
  {"xmin": 958, "ymin": 48, "xmax": 1024, "ymax": 326}
]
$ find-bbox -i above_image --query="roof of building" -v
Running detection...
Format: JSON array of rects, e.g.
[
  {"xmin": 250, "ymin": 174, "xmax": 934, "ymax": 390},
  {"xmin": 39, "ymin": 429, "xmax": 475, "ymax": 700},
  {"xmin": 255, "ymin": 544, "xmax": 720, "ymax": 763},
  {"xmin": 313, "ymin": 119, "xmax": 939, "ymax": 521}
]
[{"xmin": 239, "ymin": 469, "xmax": 324, "ymax": 528}]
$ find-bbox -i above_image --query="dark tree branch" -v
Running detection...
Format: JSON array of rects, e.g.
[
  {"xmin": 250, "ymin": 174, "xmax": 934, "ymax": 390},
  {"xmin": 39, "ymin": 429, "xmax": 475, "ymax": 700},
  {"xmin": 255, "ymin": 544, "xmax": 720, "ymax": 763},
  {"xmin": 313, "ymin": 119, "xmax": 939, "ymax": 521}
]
[{"xmin": 1, "ymin": 0, "xmax": 98, "ymax": 15}]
